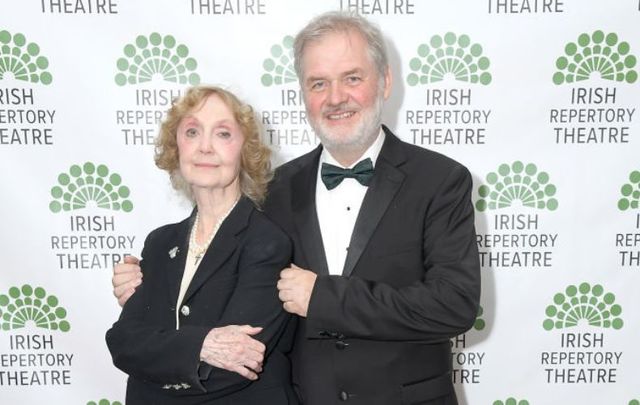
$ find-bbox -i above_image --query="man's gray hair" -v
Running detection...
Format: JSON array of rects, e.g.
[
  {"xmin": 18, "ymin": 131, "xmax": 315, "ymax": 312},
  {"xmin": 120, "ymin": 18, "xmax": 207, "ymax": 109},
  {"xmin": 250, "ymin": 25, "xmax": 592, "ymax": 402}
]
[{"xmin": 293, "ymin": 11, "xmax": 389, "ymax": 84}]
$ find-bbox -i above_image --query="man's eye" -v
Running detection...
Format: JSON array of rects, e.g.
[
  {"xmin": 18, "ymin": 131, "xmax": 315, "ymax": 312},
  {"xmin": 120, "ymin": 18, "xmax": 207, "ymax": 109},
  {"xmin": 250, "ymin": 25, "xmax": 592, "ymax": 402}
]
[
  {"xmin": 310, "ymin": 81, "xmax": 325, "ymax": 91},
  {"xmin": 346, "ymin": 76, "xmax": 361, "ymax": 84}
]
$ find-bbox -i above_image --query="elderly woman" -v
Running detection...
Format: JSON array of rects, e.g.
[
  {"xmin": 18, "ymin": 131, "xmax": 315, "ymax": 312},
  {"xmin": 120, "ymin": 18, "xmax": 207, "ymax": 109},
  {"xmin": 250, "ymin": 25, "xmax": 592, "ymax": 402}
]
[{"xmin": 106, "ymin": 86, "xmax": 297, "ymax": 404}]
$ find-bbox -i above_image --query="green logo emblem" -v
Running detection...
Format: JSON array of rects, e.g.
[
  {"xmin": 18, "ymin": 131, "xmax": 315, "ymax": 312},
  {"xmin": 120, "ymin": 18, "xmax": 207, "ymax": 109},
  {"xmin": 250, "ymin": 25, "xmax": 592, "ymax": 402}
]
[
  {"xmin": 493, "ymin": 399, "xmax": 529, "ymax": 405},
  {"xmin": 628, "ymin": 400, "xmax": 639, "ymax": 405},
  {"xmin": 49, "ymin": 162, "xmax": 133, "ymax": 213},
  {"xmin": 618, "ymin": 170, "xmax": 640, "ymax": 211},
  {"xmin": 543, "ymin": 282, "xmax": 623, "ymax": 331},
  {"xmin": 407, "ymin": 32, "xmax": 491, "ymax": 86},
  {"xmin": 0, "ymin": 29, "xmax": 52, "ymax": 84},
  {"xmin": 473, "ymin": 305, "xmax": 485, "ymax": 331},
  {"xmin": 87, "ymin": 400, "xmax": 123, "ymax": 405},
  {"xmin": 261, "ymin": 36, "xmax": 297, "ymax": 86},
  {"xmin": 475, "ymin": 161, "xmax": 558, "ymax": 212},
  {"xmin": 115, "ymin": 33, "xmax": 200, "ymax": 86},
  {"xmin": 0, "ymin": 285, "xmax": 70, "ymax": 332},
  {"xmin": 553, "ymin": 30, "xmax": 637, "ymax": 85}
]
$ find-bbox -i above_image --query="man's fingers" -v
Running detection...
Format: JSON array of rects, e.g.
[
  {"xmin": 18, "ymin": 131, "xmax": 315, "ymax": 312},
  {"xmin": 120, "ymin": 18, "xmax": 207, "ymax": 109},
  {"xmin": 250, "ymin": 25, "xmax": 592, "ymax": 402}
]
[
  {"xmin": 123, "ymin": 255, "xmax": 140, "ymax": 265},
  {"xmin": 113, "ymin": 278, "xmax": 141, "ymax": 298},
  {"xmin": 282, "ymin": 301, "xmax": 296, "ymax": 314},
  {"xmin": 278, "ymin": 289, "xmax": 290, "ymax": 302},
  {"xmin": 117, "ymin": 289, "xmax": 135, "ymax": 307},
  {"xmin": 113, "ymin": 262, "xmax": 141, "ymax": 275}
]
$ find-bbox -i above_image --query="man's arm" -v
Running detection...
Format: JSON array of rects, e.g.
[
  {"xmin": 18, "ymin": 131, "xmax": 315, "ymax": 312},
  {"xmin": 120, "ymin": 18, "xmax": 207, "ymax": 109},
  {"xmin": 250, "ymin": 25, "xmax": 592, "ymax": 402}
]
[{"xmin": 280, "ymin": 165, "xmax": 480, "ymax": 342}]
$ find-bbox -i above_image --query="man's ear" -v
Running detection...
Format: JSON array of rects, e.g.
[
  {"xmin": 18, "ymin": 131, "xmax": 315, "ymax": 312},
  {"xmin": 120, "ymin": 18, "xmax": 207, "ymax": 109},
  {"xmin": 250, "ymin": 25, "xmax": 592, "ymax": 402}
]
[{"xmin": 383, "ymin": 66, "xmax": 392, "ymax": 100}]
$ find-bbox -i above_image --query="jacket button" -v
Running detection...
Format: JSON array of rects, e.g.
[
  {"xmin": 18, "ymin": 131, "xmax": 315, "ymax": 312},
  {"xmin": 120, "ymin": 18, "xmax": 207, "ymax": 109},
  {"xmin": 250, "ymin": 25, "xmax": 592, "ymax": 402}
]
[
  {"xmin": 335, "ymin": 340, "xmax": 349, "ymax": 350},
  {"xmin": 180, "ymin": 305, "xmax": 190, "ymax": 316},
  {"xmin": 339, "ymin": 391, "xmax": 349, "ymax": 401}
]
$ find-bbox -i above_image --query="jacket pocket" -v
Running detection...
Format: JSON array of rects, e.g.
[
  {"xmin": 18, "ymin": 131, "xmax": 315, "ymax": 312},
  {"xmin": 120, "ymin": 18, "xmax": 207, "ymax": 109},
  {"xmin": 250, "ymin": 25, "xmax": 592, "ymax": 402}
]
[{"xmin": 400, "ymin": 372, "xmax": 453, "ymax": 404}]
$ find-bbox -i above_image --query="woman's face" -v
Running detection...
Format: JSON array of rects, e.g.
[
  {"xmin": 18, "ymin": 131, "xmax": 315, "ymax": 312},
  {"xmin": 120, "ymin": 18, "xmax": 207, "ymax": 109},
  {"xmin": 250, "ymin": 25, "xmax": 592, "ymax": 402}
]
[{"xmin": 176, "ymin": 94, "xmax": 244, "ymax": 194}]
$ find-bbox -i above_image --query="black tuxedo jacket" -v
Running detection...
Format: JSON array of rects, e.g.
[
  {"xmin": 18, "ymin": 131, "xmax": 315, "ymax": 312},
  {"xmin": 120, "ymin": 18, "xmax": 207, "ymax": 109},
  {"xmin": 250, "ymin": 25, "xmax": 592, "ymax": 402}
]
[
  {"xmin": 264, "ymin": 127, "xmax": 481, "ymax": 405},
  {"xmin": 106, "ymin": 197, "xmax": 299, "ymax": 404}
]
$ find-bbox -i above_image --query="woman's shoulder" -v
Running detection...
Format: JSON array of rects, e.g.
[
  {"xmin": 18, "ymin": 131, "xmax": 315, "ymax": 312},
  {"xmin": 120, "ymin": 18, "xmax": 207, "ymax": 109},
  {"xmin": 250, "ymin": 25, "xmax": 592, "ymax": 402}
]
[
  {"xmin": 244, "ymin": 205, "xmax": 292, "ymax": 255},
  {"xmin": 248, "ymin": 206, "xmax": 288, "ymax": 238},
  {"xmin": 143, "ymin": 216, "xmax": 191, "ymax": 249}
]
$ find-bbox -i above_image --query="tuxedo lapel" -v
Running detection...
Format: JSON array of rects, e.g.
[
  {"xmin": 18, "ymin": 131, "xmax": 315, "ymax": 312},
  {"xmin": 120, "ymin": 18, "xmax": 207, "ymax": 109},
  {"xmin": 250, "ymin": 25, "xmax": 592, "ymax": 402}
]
[
  {"xmin": 291, "ymin": 147, "xmax": 329, "ymax": 276},
  {"xmin": 182, "ymin": 198, "xmax": 251, "ymax": 303},
  {"xmin": 342, "ymin": 128, "xmax": 406, "ymax": 277}
]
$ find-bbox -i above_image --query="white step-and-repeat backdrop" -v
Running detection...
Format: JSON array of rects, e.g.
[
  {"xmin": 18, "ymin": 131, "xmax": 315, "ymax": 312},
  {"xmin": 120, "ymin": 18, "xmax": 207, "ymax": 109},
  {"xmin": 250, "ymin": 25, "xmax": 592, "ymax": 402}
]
[{"xmin": 1, "ymin": 1, "xmax": 639, "ymax": 404}]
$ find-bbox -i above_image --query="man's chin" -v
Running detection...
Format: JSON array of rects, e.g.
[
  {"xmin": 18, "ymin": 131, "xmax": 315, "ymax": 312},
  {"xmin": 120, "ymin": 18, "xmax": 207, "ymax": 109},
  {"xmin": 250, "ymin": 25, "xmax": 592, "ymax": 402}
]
[{"xmin": 315, "ymin": 126, "xmax": 358, "ymax": 144}]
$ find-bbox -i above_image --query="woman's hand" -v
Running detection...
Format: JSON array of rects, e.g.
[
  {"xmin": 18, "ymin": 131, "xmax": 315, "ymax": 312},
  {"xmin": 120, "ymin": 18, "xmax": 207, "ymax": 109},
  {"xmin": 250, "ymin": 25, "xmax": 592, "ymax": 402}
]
[{"xmin": 199, "ymin": 325, "xmax": 265, "ymax": 380}]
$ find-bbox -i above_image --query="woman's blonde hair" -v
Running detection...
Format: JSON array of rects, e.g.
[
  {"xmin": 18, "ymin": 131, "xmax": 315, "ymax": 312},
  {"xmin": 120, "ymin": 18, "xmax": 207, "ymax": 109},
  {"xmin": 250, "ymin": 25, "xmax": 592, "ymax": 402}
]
[{"xmin": 155, "ymin": 85, "xmax": 272, "ymax": 206}]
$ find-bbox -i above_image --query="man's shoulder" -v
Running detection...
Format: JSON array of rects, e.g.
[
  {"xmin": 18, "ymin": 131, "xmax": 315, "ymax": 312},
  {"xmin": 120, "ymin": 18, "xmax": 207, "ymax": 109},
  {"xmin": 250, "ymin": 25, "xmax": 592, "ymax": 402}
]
[
  {"xmin": 268, "ymin": 147, "xmax": 321, "ymax": 195},
  {"xmin": 273, "ymin": 147, "xmax": 320, "ymax": 178},
  {"xmin": 385, "ymin": 129, "xmax": 469, "ymax": 173}
]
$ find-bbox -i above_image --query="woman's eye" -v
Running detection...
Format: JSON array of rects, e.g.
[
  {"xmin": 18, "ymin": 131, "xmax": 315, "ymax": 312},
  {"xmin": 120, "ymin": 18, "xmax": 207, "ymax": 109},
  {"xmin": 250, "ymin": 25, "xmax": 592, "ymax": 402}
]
[
  {"xmin": 185, "ymin": 128, "xmax": 198, "ymax": 137},
  {"xmin": 218, "ymin": 131, "xmax": 231, "ymax": 139}
]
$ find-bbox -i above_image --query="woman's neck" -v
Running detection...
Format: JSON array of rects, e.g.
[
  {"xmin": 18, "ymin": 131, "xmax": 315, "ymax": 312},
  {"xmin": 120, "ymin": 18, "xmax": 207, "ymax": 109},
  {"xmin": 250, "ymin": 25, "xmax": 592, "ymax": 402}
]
[{"xmin": 192, "ymin": 186, "xmax": 241, "ymax": 243}]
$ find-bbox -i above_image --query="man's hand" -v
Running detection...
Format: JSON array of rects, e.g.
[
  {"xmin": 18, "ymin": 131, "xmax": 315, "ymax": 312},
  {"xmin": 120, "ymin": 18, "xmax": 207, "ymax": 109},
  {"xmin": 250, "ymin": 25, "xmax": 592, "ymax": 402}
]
[
  {"xmin": 199, "ymin": 325, "xmax": 265, "ymax": 380},
  {"xmin": 112, "ymin": 256, "xmax": 142, "ymax": 307},
  {"xmin": 277, "ymin": 264, "xmax": 317, "ymax": 317}
]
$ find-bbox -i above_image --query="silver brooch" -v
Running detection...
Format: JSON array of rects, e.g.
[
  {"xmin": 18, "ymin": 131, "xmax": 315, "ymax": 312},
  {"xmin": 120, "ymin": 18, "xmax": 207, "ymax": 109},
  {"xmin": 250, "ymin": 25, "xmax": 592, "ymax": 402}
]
[{"xmin": 168, "ymin": 246, "xmax": 179, "ymax": 258}]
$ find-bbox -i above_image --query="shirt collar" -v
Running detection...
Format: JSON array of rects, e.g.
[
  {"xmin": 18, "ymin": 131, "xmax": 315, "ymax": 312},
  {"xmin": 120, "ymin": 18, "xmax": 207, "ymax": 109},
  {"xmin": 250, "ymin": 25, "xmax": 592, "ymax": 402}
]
[{"xmin": 320, "ymin": 128, "xmax": 385, "ymax": 169}]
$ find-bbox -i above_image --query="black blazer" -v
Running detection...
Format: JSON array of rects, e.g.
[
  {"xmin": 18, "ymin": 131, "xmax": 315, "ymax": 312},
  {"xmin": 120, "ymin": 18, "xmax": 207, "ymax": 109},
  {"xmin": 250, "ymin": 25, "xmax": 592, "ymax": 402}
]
[
  {"xmin": 106, "ymin": 197, "xmax": 298, "ymax": 404},
  {"xmin": 264, "ymin": 127, "xmax": 481, "ymax": 405}
]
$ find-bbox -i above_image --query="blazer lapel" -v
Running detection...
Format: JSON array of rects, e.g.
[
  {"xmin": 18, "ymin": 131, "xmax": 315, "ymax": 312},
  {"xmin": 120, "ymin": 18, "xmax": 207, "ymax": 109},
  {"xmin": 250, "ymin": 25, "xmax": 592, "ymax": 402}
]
[
  {"xmin": 291, "ymin": 146, "xmax": 329, "ymax": 276},
  {"xmin": 342, "ymin": 128, "xmax": 406, "ymax": 277},
  {"xmin": 165, "ymin": 215, "xmax": 193, "ymax": 306},
  {"xmin": 182, "ymin": 198, "xmax": 251, "ymax": 303}
]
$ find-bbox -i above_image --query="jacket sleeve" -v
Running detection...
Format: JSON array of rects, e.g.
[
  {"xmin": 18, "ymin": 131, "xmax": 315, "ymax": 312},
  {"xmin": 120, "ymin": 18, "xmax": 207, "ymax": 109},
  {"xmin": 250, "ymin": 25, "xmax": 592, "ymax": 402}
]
[
  {"xmin": 305, "ymin": 165, "xmax": 481, "ymax": 342},
  {"xmin": 105, "ymin": 228, "xmax": 211, "ymax": 390},
  {"xmin": 105, "ymin": 222, "xmax": 293, "ymax": 394},
  {"xmin": 197, "ymin": 224, "xmax": 293, "ymax": 387}
]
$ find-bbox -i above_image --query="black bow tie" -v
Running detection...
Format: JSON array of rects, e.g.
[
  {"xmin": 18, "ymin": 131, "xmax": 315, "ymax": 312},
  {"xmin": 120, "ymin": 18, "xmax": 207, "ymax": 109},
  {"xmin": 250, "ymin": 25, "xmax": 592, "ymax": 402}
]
[{"xmin": 321, "ymin": 158, "xmax": 374, "ymax": 190}]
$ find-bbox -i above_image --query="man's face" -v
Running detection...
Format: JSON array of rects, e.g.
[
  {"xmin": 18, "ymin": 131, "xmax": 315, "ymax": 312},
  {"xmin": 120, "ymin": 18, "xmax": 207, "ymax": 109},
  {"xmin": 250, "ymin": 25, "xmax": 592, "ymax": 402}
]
[{"xmin": 300, "ymin": 29, "xmax": 391, "ymax": 154}]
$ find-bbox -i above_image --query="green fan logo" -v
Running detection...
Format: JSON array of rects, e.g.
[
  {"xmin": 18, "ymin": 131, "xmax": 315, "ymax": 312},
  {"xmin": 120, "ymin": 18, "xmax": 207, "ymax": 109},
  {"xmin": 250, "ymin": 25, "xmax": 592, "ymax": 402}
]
[
  {"xmin": 628, "ymin": 400, "xmax": 639, "ymax": 405},
  {"xmin": 0, "ymin": 29, "xmax": 52, "ymax": 84},
  {"xmin": 49, "ymin": 162, "xmax": 133, "ymax": 213},
  {"xmin": 618, "ymin": 170, "xmax": 640, "ymax": 211},
  {"xmin": 0, "ymin": 285, "xmax": 70, "ymax": 332},
  {"xmin": 261, "ymin": 35, "xmax": 297, "ymax": 86},
  {"xmin": 553, "ymin": 30, "xmax": 637, "ymax": 85},
  {"xmin": 407, "ymin": 32, "xmax": 491, "ymax": 86},
  {"xmin": 87, "ymin": 400, "xmax": 123, "ymax": 405},
  {"xmin": 115, "ymin": 33, "xmax": 200, "ymax": 86},
  {"xmin": 493, "ymin": 399, "xmax": 529, "ymax": 405},
  {"xmin": 543, "ymin": 282, "xmax": 623, "ymax": 331},
  {"xmin": 475, "ymin": 161, "xmax": 558, "ymax": 212},
  {"xmin": 473, "ymin": 305, "xmax": 485, "ymax": 331}
]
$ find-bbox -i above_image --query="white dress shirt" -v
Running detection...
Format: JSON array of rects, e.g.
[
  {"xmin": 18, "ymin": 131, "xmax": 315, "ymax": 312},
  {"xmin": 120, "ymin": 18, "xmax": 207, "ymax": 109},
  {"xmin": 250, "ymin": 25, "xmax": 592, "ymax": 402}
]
[{"xmin": 315, "ymin": 130, "xmax": 385, "ymax": 275}]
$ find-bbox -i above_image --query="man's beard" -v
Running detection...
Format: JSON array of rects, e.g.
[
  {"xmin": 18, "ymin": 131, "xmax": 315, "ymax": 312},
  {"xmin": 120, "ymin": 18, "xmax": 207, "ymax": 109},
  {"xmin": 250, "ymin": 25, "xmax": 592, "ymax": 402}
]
[{"xmin": 309, "ymin": 90, "xmax": 384, "ymax": 156}]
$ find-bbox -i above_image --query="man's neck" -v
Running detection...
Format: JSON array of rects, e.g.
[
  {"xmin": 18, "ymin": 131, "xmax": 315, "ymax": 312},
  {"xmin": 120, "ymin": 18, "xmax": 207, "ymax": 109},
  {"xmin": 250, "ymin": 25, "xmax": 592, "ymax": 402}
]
[{"xmin": 323, "ymin": 130, "xmax": 382, "ymax": 167}]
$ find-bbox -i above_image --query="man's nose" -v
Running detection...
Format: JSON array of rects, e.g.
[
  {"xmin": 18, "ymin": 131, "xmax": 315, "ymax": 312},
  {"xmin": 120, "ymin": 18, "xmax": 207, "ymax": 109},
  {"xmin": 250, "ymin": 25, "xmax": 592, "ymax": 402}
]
[{"xmin": 327, "ymin": 81, "xmax": 348, "ymax": 106}]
